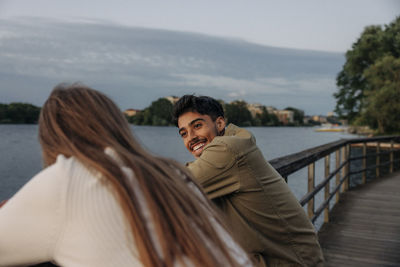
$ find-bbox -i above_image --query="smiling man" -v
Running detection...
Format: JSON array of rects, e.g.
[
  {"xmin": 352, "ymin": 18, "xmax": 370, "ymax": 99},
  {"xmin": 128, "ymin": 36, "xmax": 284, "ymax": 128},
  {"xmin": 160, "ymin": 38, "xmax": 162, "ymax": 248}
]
[
  {"xmin": 178, "ymin": 112, "xmax": 225, "ymax": 158},
  {"xmin": 173, "ymin": 95, "xmax": 324, "ymax": 267}
]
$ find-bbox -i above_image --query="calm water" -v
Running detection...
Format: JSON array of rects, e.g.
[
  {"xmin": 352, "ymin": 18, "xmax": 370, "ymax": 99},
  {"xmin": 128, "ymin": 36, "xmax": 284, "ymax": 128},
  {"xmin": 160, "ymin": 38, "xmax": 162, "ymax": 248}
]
[{"xmin": 0, "ymin": 124, "xmax": 356, "ymax": 228}]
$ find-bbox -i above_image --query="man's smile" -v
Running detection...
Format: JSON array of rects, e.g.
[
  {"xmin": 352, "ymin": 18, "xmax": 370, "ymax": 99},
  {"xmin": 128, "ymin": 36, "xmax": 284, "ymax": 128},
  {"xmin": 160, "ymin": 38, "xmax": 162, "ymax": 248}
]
[
  {"xmin": 190, "ymin": 139, "xmax": 207, "ymax": 152},
  {"xmin": 192, "ymin": 142, "xmax": 206, "ymax": 151}
]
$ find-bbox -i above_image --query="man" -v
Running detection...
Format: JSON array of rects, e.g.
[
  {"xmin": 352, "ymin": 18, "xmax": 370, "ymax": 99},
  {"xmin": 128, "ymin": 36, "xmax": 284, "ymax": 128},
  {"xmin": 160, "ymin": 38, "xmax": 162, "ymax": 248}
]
[{"xmin": 173, "ymin": 95, "xmax": 324, "ymax": 267}]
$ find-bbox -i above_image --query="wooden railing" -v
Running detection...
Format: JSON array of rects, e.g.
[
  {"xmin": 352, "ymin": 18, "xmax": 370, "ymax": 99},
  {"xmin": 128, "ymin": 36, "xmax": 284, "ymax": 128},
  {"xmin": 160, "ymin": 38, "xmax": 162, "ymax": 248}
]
[{"xmin": 269, "ymin": 136, "xmax": 400, "ymax": 225}]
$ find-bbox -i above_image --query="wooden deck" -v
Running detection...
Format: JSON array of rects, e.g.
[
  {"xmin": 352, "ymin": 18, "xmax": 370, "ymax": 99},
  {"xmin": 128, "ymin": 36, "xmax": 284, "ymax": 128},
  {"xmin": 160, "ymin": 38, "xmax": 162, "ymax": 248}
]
[{"xmin": 318, "ymin": 171, "xmax": 400, "ymax": 266}]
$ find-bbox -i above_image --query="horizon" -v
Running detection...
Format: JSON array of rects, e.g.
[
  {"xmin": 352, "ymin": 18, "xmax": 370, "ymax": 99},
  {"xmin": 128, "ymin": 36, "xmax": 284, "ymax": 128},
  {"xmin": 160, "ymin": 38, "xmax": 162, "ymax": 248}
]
[{"xmin": 1, "ymin": 94, "xmax": 341, "ymax": 117}]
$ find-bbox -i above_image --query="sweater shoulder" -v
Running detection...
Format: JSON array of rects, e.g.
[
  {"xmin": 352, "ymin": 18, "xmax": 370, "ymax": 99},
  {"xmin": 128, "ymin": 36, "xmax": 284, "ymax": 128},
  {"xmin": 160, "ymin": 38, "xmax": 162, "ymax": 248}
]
[{"xmin": 212, "ymin": 124, "xmax": 255, "ymax": 152}]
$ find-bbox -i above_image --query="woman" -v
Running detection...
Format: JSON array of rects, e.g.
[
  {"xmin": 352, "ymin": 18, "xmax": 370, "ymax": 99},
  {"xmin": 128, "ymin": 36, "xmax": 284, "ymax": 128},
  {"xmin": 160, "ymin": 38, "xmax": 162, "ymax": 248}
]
[{"xmin": 0, "ymin": 84, "xmax": 252, "ymax": 267}]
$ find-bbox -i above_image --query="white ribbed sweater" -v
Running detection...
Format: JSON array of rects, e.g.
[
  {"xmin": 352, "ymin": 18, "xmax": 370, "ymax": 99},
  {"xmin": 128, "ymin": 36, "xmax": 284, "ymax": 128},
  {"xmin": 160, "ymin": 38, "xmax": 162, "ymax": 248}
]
[
  {"xmin": 0, "ymin": 151, "xmax": 251, "ymax": 267},
  {"xmin": 0, "ymin": 153, "xmax": 141, "ymax": 266}
]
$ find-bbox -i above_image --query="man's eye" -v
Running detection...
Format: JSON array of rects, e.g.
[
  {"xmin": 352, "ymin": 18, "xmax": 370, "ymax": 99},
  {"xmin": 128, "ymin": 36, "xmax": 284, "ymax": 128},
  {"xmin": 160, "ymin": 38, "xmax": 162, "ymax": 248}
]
[
  {"xmin": 194, "ymin": 123, "xmax": 202, "ymax": 129},
  {"xmin": 180, "ymin": 132, "xmax": 187, "ymax": 138}
]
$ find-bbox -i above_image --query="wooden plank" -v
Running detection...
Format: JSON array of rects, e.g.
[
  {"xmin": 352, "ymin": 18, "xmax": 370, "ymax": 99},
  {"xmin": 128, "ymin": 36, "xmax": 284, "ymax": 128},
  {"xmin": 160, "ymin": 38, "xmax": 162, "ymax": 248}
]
[
  {"xmin": 308, "ymin": 163, "xmax": 315, "ymax": 219},
  {"xmin": 390, "ymin": 140, "xmax": 394, "ymax": 173},
  {"xmin": 376, "ymin": 142, "xmax": 380, "ymax": 178},
  {"xmin": 335, "ymin": 150, "xmax": 340, "ymax": 203},
  {"xmin": 345, "ymin": 144, "xmax": 349, "ymax": 191},
  {"xmin": 324, "ymin": 155, "xmax": 330, "ymax": 222},
  {"xmin": 319, "ymin": 171, "xmax": 400, "ymax": 266},
  {"xmin": 362, "ymin": 143, "xmax": 367, "ymax": 184},
  {"xmin": 341, "ymin": 147, "xmax": 346, "ymax": 192}
]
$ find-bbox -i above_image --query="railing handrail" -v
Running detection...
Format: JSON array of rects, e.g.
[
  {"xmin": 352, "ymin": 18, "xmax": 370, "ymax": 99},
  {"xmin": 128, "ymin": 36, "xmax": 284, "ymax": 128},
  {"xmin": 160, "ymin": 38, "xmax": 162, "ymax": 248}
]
[
  {"xmin": 269, "ymin": 139, "xmax": 346, "ymax": 177},
  {"xmin": 270, "ymin": 136, "xmax": 400, "ymax": 177},
  {"xmin": 268, "ymin": 135, "xmax": 400, "ymax": 226}
]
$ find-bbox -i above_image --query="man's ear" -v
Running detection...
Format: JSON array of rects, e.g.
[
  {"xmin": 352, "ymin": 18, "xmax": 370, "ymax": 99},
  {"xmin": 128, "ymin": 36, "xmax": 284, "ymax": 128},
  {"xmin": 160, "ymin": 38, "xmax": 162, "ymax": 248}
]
[{"xmin": 215, "ymin": 116, "xmax": 226, "ymax": 132}]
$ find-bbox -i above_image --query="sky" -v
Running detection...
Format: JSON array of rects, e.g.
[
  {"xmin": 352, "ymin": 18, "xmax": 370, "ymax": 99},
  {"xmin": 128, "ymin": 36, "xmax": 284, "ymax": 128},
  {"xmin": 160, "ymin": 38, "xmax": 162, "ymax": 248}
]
[
  {"xmin": 1, "ymin": 0, "xmax": 398, "ymax": 52},
  {"xmin": 0, "ymin": 0, "xmax": 399, "ymax": 115}
]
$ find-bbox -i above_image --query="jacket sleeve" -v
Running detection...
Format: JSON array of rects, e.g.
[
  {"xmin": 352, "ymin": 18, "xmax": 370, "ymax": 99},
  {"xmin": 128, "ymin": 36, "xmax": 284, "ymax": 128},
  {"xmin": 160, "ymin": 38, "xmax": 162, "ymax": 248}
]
[
  {"xmin": 0, "ymin": 162, "xmax": 65, "ymax": 266},
  {"xmin": 187, "ymin": 141, "xmax": 240, "ymax": 199}
]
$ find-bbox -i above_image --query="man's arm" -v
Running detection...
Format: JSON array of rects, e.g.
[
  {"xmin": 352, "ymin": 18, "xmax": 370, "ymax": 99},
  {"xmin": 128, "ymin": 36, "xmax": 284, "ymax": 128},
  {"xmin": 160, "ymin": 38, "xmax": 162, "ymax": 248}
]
[{"xmin": 187, "ymin": 141, "xmax": 240, "ymax": 199}]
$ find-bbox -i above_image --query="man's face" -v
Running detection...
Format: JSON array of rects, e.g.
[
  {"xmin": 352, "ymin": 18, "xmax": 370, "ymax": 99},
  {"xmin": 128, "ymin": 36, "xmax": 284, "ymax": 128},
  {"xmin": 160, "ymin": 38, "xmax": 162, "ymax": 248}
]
[{"xmin": 178, "ymin": 111, "xmax": 225, "ymax": 158}]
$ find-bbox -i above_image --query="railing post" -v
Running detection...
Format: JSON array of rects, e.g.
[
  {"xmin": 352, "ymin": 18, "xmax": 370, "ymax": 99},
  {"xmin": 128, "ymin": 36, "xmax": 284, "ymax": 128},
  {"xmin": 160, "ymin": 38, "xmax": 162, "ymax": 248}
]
[
  {"xmin": 362, "ymin": 143, "xmax": 367, "ymax": 184},
  {"xmin": 342, "ymin": 145, "xmax": 349, "ymax": 192},
  {"xmin": 342, "ymin": 146, "xmax": 347, "ymax": 192},
  {"xmin": 324, "ymin": 155, "xmax": 330, "ymax": 223},
  {"xmin": 335, "ymin": 149, "xmax": 340, "ymax": 204},
  {"xmin": 376, "ymin": 142, "xmax": 380, "ymax": 178},
  {"xmin": 346, "ymin": 144, "xmax": 351, "ymax": 190},
  {"xmin": 390, "ymin": 140, "xmax": 394, "ymax": 174},
  {"xmin": 307, "ymin": 163, "xmax": 315, "ymax": 219}
]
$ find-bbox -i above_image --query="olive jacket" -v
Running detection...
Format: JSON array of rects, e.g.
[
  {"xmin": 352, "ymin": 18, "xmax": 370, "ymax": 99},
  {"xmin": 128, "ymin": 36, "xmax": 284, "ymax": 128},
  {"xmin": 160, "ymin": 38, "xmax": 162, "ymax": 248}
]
[{"xmin": 187, "ymin": 124, "xmax": 324, "ymax": 267}]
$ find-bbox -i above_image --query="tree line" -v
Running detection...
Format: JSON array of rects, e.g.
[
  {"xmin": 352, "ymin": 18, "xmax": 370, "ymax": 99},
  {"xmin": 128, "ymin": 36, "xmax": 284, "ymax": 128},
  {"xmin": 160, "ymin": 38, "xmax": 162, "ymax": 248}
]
[
  {"xmin": 0, "ymin": 103, "xmax": 41, "ymax": 124},
  {"xmin": 127, "ymin": 98, "xmax": 306, "ymax": 127},
  {"xmin": 0, "ymin": 99, "xmax": 307, "ymax": 127},
  {"xmin": 0, "ymin": 98, "xmax": 304, "ymax": 126},
  {"xmin": 334, "ymin": 16, "xmax": 400, "ymax": 134}
]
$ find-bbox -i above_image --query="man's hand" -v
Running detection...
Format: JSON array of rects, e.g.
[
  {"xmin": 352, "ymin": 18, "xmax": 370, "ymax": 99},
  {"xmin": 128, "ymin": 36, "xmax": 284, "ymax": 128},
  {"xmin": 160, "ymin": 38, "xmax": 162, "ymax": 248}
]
[{"xmin": 0, "ymin": 199, "xmax": 7, "ymax": 208}]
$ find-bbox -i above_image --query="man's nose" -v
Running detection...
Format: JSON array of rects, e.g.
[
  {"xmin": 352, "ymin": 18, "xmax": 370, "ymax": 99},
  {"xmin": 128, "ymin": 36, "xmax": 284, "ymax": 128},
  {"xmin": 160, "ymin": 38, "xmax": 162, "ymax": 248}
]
[{"xmin": 188, "ymin": 129, "xmax": 198, "ymax": 141}]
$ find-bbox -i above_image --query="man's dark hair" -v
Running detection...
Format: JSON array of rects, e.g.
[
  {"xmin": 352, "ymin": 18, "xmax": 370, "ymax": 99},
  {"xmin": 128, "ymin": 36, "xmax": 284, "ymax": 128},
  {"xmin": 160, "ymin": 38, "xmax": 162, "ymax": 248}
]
[{"xmin": 172, "ymin": 95, "xmax": 224, "ymax": 126}]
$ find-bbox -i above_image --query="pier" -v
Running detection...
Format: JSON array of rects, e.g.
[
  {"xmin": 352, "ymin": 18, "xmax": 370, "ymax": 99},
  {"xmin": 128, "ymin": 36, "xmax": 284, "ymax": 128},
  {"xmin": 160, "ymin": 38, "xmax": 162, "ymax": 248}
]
[
  {"xmin": 318, "ymin": 171, "xmax": 400, "ymax": 266},
  {"xmin": 270, "ymin": 135, "xmax": 400, "ymax": 266}
]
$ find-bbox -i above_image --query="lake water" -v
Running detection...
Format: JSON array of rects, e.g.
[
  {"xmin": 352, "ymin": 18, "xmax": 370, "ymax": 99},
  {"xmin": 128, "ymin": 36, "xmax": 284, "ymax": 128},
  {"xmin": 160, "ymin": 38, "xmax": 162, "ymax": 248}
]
[{"xmin": 0, "ymin": 124, "xmax": 357, "ymax": 228}]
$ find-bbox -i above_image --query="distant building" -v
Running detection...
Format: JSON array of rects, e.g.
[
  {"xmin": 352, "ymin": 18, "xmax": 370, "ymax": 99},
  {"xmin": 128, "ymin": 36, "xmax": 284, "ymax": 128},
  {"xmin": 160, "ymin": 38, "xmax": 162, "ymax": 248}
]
[
  {"xmin": 244, "ymin": 103, "xmax": 296, "ymax": 125},
  {"xmin": 327, "ymin": 111, "xmax": 335, "ymax": 117},
  {"xmin": 124, "ymin": 108, "xmax": 141, "ymax": 117},
  {"xmin": 247, "ymin": 103, "xmax": 264, "ymax": 117},
  {"xmin": 312, "ymin": 115, "xmax": 328, "ymax": 124},
  {"xmin": 274, "ymin": 110, "xmax": 294, "ymax": 125},
  {"xmin": 266, "ymin": 106, "xmax": 277, "ymax": 114}
]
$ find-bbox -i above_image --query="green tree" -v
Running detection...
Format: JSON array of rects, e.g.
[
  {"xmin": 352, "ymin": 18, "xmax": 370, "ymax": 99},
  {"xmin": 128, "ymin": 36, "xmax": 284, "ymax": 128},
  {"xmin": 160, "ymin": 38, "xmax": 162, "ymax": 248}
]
[
  {"xmin": 361, "ymin": 56, "xmax": 400, "ymax": 133},
  {"xmin": 334, "ymin": 25, "xmax": 384, "ymax": 121},
  {"xmin": 148, "ymin": 98, "xmax": 173, "ymax": 126},
  {"xmin": 130, "ymin": 98, "xmax": 173, "ymax": 126},
  {"xmin": 269, "ymin": 113, "xmax": 280, "ymax": 126},
  {"xmin": 224, "ymin": 101, "xmax": 253, "ymax": 126},
  {"xmin": 0, "ymin": 103, "xmax": 41, "ymax": 123},
  {"xmin": 142, "ymin": 108, "xmax": 153, "ymax": 125},
  {"xmin": 255, "ymin": 107, "xmax": 280, "ymax": 126},
  {"xmin": 0, "ymin": 104, "xmax": 7, "ymax": 122},
  {"xmin": 334, "ymin": 16, "xmax": 400, "ymax": 133}
]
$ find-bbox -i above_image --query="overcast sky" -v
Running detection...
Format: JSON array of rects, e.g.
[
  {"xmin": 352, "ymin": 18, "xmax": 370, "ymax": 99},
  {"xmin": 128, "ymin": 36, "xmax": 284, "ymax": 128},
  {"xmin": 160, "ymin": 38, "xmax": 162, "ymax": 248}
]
[
  {"xmin": 1, "ymin": 0, "xmax": 398, "ymax": 52},
  {"xmin": 0, "ymin": 0, "xmax": 399, "ymax": 115}
]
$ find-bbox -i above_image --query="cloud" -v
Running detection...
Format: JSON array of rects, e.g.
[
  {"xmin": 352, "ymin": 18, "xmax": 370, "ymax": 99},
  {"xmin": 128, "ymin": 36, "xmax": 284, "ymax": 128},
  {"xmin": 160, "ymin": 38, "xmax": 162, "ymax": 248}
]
[
  {"xmin": 173, "ymin": 73, "xmax": 337, "ymax": 98},
  {"xmin": 228, "ymin": 91, "xmax": 246, "ymax": 98},
  {"xmin": 173, "ymin": 74, "xmax": 286, "ymax": 94},
  {"xmin": 0, "ymin": 17, "xmax": 345, "ymax": 114}
]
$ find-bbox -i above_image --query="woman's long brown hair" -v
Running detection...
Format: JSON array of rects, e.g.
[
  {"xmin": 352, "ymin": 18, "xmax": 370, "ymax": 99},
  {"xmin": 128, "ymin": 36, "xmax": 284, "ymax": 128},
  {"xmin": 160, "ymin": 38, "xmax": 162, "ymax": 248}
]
[{"xmin": 38, "ymin": 84, "xmax": 248, "ymax": 267}]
